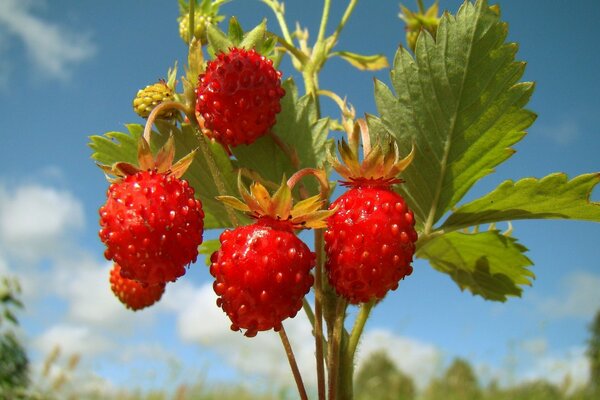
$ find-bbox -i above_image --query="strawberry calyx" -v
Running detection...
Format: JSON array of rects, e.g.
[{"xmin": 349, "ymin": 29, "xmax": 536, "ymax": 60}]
[
  {"xmin": 329, "ymin": 119, "xmax": 414, "ymax": 188},
  {"xmin": 97, "ymin": 135, "xmax": 196, "ymax": 183},
  {"xmin": 218, "ymin": 174, "xmax": 334, "ymax": 230}
]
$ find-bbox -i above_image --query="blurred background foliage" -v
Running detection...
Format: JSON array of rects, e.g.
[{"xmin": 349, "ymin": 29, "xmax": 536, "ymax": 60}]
[{"xmin": 2, "ymin": 275, "xmax": 599, "ymax": 399}]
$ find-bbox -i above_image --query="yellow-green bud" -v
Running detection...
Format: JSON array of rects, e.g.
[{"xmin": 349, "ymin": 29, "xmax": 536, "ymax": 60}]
[
  {"xmin": 178, "ymin": 14, "xmax": 214, "ymax": 45},
  {"xmin": 132, "ymin": 81, "xmax": 175, "ymax": 119}
]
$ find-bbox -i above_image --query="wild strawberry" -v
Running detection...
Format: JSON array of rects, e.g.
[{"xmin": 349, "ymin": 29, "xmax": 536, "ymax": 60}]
[
  {"xmin": 196, "ymin": 48, "xmax": 285, "ymax": 149},
  {"xmin": 109, "ymin": 263, "xmax": 165, "ymax": 311},
  {"xmin": 325, "ymin": 121, "xmax": 417, "ymax": 304},
  {"xmin": 132, "ymin": 80, "xmax": 176, "ymax": 119},
  {"xmin": 210, "ymin": 178, "xmax": 332, "ymax": 337},
  {"xmin": 98, "ymin": 136, "xmax": 204, "ymax": 285}
]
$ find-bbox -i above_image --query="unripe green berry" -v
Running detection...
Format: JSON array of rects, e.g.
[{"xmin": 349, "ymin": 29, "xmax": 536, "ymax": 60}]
[
  {"xmin": 178, "ymin": 14, "xmax": 214, "ymax": 45},
  {"xmin": 132, "ymin": 81, "xmax": 175, "ymax": 119}
]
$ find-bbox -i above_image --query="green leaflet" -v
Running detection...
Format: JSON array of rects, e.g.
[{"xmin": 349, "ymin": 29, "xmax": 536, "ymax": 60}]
[
  {"xmin": 442, "ymin": 173, "xmax": 600, "ymax": 231},
  {"xmin": 88, "ymin": 123, "xmax": 243, "ymax": 230},
  {"xmin": 232, "ymin": 78, "xmax": 330, "ymax": 195},
  {"xmin": 417, "ymin": 230, "xmax": 534, "ymax": 301},
  {"xmin": 371, "ymin": 0, "xmax": 535, "ymax": 231}
]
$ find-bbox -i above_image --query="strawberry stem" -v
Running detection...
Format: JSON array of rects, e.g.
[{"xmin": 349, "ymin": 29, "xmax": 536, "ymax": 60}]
[
  {"xmin": 318, "ymin": 0, "xmax": 332, "ymax": 42},
  {"xmin": 142, "ymin": 101, "xmax": 189, "ymax": 143},
  {"xmin": 328, "ymin": 299, "xmax": 347, "ymax": 400},
  {"xmin": 346, "ymin": 298, "xmax": 375, "ymax": 363},
  {"xmin": 188, "ymin": 0, "xmax": 195, "ymax": 45},
  {"xmin": 278, "ymin": 326, "xmax": 308, "ymax": 400},
  {"xmin": 287, "ymin": 168, "xmax": 331, "ymax": 199}
]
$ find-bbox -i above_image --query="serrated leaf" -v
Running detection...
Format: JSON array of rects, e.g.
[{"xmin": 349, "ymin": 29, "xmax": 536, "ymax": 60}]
[
  {"xmin": 198, "ymin": 239, "xmax": 221, "ymax": 266},
  {"xmin": 89, "ymin": 122, "xmax": 245, "ymax": 229},
  {"xmin": 231, "ymin": 78, "xmax": 330, "ymax": 196},
  {"xmin": 442, "ymin": 173, "xmax": 600, "ymax": 231},
  {"xmin": 417, "ymin": 230, "xmax": 534, "ymax": 301},
  {"xmin": 331, "ymin": 51, "xmax": 389, "ymax": 71},
  {"xmin": 371, "ymin": 0, "xmax": 536, "ymax": 231}
]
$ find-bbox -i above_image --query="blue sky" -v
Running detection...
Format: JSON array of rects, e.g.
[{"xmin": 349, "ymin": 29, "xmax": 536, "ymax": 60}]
[{"xmin": 0, "ymin": 0, "xmax": 599, "ymax": 395}]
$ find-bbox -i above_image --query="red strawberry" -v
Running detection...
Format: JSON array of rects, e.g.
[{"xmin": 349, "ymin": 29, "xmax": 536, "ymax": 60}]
[
  {"xmin": 210, "ymin": 218, "xmax": 315, "ymax": 337},
  {"xmin": 210, "ymin": 179, "xmax": 332, "ymax": 337},
  {"xmin": 196, "ymin": 47, "xmax": 285, "ymax": 148},
  {"xmin": 109, "ymin": 263, "xmax": 166, "ymax": 311},
  {"xmin": 98, "ymin": 136, "xmax": 204, "ymax": 285},
  {"xmin": 100, "ymin": 169, "xmax": 204, "ymax": 284},
  {"xmin": 325, "ymin": 121, "xmax": 417, "ymax": 304},
  {"xmin": 325, "ymin": 185, "xmax": 417, "ymax": 304}
]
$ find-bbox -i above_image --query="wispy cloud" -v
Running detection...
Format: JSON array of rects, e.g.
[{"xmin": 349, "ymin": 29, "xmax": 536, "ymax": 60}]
[
  {"xmin": 537, "ymin": 271, "xmax": 600, "ymax": 319},
  {"xmin": 541, "ymin": 119, "xmax": 580, "ymax": 145},
  {"xmin": 0, "ymin": 0, "xmax": 95, "ymax": 81}
]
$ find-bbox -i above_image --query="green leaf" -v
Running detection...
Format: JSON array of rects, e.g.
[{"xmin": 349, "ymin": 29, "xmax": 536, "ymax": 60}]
[
  {"xmin": 199, "ymin": 239, "xmax": 221, "ymax": 266},
  {"xmin": 371, "ymin": 0, "xmax": 535, "ymax": 231},
  {"xmin": 417, "ymin": 230, "xmax": 534, "ymax": 301},
  {"xmin": 442, "ymin": 173, "xmax": 600, "ymax": 231},
  {"xmin": 331, "ymin": 51, "xmax": 389, "ymax": 71},
  {"xmin": 89, "ymin": 122, "xmax": 244, "ymax": 230},
  {"xmin": 232, "ymin": 78, "xmax": 330, "ymax": 195}
]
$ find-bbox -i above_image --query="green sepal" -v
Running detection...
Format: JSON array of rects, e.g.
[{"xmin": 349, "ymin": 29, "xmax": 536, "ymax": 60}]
[
  {"xmin": 136, "ymin": 137, "xmax": 154, "ymax": 170},
  {"xmin": 239, "ymin": 19, "xmax": 267, "ymax": 51},
  {"xmin": 330, "ymin": 51, "xmax": 389, "ymax": 71},
  {"xmin": 207, "ymin": 23, "xmax": 233, "ymax": 56},
  {"xmin": 227, "ymin": 16, "xmax": 244, "ymax": 44}
]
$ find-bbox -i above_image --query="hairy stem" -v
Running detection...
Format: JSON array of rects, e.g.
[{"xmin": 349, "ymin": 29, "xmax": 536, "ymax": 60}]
[
  {"xmin": 318, "ymin": 0, "xmax": 332, "ymax": 42},
  {"xmin": 328, "ymin": 299, "xmax": 347, "ymax": 400},
  {"xmin": 346, "ymin": 299, "xmax": 375, "ymax": 362},
  {"xmin": 314, "ymin": 229, "xmax": 327, "ymax": 400},
  {"xmin": 188, "ymin": 0, "xmax": 195, "ymax": 44},
  {"xmin": 279, "ymin": 326, "xmax": 308, "ymax": 400},
  {"xmin": 142, "ymin": 101, "xmax": 190, "ymax": 143},
  {"xmin": 262, "ymin": 0, "xmax": 293, "ymax": 43}
]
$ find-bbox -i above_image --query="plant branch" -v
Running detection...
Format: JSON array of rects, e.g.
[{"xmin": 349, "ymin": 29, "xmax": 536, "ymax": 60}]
[
  {"xmin": 262, "ymin": 0, "xmax": 293, "ymax": 43},
  {"xmin": 272, "ymin": 33, "xmax": 310, "ymax": 65},
  {"xmin": 279, "ymin": 326, "xmax": 308, "ymax": 400},
  {"xmin": 188, "ymin": 0, "xmax": 195, "ymax": 44},
  {"xmin": 318, "ymin": 0, "xmax": 332, "ymax": 42},
  {"xmin": 331, "ymin": 0, "xmax": 359, "ymax": 45}
]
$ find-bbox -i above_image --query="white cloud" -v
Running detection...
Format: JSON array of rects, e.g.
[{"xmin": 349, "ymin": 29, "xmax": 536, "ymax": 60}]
[
  {"xmin": 162, "ymin": 281, "xmax": 319, "ymax": 387},
  {"xmin": 0, "ymin": 0, "xmax": 95, "ymax": 80},
  {"xmin": 538, "ymin": 271, "xmax": 600, "ymax": 319},
  {"xmin": 523, "ymin": 347, "xmax": 590, "ymax": 391},
  {"xmin": 356, "ymin": 329, "xmax": 443, "ymax": 389},
  {"xmin": 0, "ymin": 183, "xmax": 85, "ymax": 260},
  {"xmin": 34, "ymin": 324, "xmax": 113, "ymax": 357}
]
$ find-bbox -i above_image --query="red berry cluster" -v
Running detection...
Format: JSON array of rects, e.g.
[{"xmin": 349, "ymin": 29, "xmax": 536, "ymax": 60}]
[
  {"xmin": 109, "ymin": 263, "xmax": 165, "ymax": 311},
  {"xmin": 196, "ymin": 48, "xmax": 285, "ymax": 148},
  {"xmin": 99, "ymin": 169, "xmax": 204, "ymax": 285}
]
